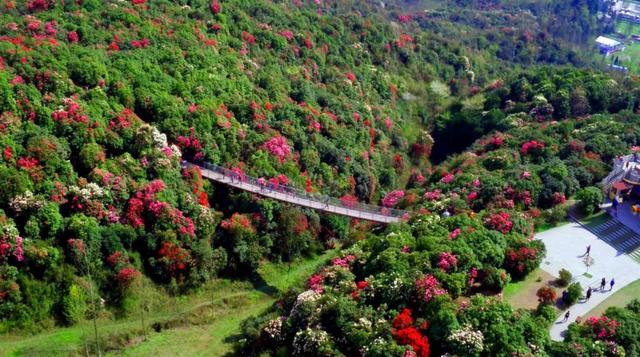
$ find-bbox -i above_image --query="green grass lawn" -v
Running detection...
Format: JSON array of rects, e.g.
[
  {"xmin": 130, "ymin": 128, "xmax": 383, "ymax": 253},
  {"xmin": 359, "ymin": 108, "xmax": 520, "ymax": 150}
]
[
  {"xmin": 504, "ymin": 268, "xmax": 557, "ymax": 310},
  {"xmin": 582, "ymin": 279, "xmax": 640, "ymax": 319},
  {"xmin": 615, "ymin": 20, "xmax": 640, "ymax": 37},
  {"xmin": 0, "ymin": 249, "xmax": 338, "ymax": 357}
]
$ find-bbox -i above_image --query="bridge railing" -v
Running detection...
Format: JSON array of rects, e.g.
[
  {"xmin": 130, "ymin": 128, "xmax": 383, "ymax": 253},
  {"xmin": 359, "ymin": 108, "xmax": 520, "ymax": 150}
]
[{"xmin": 184, "ymin": 161, "xmax": 409, "ymax": 220}]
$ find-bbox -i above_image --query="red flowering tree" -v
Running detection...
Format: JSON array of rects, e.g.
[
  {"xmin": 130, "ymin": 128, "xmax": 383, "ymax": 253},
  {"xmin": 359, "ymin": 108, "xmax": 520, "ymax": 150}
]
[
  {"xmin": 391, "ymin": 308, "xmax": 431, "ymax": 357},
  {"xmin": 504, "ymin": 241, "xmax": 545, "ymax": 278},
  {"xmin": 520, "ymin": 140, "xmax": 545, "ymax": 156},
  {"xmin": 157, "ymin": 241, "xmax": 191, "ymax": 280}
]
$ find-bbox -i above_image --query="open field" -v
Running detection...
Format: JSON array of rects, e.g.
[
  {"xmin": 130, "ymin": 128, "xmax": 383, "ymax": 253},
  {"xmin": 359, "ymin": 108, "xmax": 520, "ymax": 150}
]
[{"xmin": 0, "ymin": 249, "xmax": 338, "ymax": 357}]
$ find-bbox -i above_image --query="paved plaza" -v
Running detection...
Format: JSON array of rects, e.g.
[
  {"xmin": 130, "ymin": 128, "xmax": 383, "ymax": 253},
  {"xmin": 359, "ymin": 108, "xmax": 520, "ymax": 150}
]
[{"xmin": 536, "ymin": 222, "xmax": 640, "ymax": 340}]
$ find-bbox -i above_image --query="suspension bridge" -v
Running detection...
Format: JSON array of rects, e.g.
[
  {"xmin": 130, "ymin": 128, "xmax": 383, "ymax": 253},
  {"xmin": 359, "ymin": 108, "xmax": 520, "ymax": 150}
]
[{"xmin": 182, "ymin": 161, "xmax": 409, "ymax": 223}]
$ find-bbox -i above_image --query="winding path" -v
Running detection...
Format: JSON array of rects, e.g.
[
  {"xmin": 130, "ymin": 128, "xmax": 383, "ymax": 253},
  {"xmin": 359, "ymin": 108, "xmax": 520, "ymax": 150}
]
[{"xmin": 183, "ymin": 161, "xmax": 408, "ymax": 224}]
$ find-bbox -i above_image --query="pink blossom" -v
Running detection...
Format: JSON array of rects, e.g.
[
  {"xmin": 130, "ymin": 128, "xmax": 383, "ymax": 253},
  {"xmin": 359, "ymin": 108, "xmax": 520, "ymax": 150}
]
[
  {"xmin": 279, "ymin": 30, "xmax": 294, "ymax": 41},
  {"xmin": 438, "ymin": 252, "xmax": 457, "ymax": 271},
  {"xmin": 13, "ymin": 236, "xmax": 24, "ymax": 262},
  {"xmin": 384, "ymin": 117, "xmax": 393, "ymax": 130},
  {"xmin": 10, "ymin": 75, "xmax": 24, "ymax": 86},
  {"xmin": 44, "ymin": 21, "xmax": 57, "ymax": 36},
  {"xmin": 402, "ymin": 245, "xmax": 410, "ymax": 253},
  {"xmin": 449, "ymin": 228, "xmax": 461, "ymax": 240},
  {"xmin": 188, "ymin": 103, "xmax": 197, "ymax": 113},
  {"xmin": 382, "ymin": 190, "xmax": 405, "ymax": 207},
  {"xmin": 441, "ymin": 173, "xmax": 454, "ymax": 184},
  {"xmin": 67, "ymin": 31, "xmax": 79, "ymax": 43},
  {"xmin": 415, "ymin": 274, "xmax": 446, "ymax": 302},
  {"xmin": 467, "ymin": 191, "xmax": 478, "ymax": 203},
  {"xmin": 521, "ymin": 171, "xmax": 531, "ymax": 179},
  {"xmin": 308, "ymin": 273, "xmax": 324, "ymax": 293},
  {"xmin": 423, "ymin": 190, "xmax": 441, "ymax": 201},
  {"xmin": 263, "ymin": 136, "xmax": 291, "ymax": 162}
]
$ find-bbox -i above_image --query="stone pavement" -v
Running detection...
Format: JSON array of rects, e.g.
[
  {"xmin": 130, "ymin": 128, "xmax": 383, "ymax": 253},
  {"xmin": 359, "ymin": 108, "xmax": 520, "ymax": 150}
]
[{"xmin": 535, "ymin": 222, "xmax": 640, "ymax": 341}]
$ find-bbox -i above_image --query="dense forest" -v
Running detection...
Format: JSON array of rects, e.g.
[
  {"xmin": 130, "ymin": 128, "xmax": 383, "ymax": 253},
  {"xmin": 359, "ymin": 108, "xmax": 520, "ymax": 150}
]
[{"xmin": 1, "ymin": 0, "xmax": 640, "ymax": 355}]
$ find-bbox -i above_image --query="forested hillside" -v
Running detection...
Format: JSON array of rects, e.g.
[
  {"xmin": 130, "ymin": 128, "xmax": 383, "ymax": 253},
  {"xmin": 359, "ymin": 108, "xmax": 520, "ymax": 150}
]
[{"xmin": 2, "ymin": 0, "xmax": 640, "ymax": 355}]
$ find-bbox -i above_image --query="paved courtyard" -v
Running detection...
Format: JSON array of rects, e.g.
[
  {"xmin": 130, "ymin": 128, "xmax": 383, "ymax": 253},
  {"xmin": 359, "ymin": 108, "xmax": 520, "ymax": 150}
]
[{"xmin": 536, "ymin": 222, "xmax": 640, "ymax": 340}]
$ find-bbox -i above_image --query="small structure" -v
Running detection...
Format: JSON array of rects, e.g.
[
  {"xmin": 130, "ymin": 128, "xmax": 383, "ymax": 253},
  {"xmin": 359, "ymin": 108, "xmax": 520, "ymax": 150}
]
[
  {"xmin": 608, "ymin": 63, "xmax": 629, "ymax": 74},
  {"xmin": 602, "ymin": 152, "xmax": 640, "ymax": 198},
  {"xmin": 596, "ymin": 36, "xmax": 623, "ymax": 54}
]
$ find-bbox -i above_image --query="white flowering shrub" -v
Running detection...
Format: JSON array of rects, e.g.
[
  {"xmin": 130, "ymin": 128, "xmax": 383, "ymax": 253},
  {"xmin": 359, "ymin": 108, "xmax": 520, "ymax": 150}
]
[{"xmin": 447, "ymin": 324, "xmax": 484, "ymax": 356}]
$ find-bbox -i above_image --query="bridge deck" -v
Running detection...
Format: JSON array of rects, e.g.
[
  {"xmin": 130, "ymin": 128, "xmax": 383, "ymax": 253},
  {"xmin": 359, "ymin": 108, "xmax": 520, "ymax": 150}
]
[{"xmin": 184, "ymin": 162, "xmax": 406, "ymax": 224}]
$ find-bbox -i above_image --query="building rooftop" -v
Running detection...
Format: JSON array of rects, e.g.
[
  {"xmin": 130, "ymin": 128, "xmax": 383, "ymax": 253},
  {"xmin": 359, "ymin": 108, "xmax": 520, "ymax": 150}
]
[{"xmin": 596, "ymin": 36, "xmax": 622, "ymax": 47}]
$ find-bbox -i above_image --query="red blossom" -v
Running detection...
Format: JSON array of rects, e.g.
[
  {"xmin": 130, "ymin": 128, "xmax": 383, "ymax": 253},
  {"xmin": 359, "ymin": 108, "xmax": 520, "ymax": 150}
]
[
  {"xmin": 521, "ymin": 140, "xmax": 545, "ymax": 156},
  {"xmin": 116, "ymin": 267, "xmax": 141, "ymax": 288},
  {"xmin": 392, "ymin": 309, "xmax": 431, "ymax": 357}
]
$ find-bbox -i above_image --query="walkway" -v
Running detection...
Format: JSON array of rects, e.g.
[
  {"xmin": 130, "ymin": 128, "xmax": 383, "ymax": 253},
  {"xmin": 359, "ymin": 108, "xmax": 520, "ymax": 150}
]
[
  {"xmin": 183, "ymin": 161, "xmax": 408, "ymax": 224},
  {"xmin": 536, "ymin": 223, "xmax": 640, "ymax": 341}
]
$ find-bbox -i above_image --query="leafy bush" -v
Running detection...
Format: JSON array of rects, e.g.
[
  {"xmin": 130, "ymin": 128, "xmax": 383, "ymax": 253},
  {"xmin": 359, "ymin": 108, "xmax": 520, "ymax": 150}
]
[
  {"xmin": 576, "ymin": 186, "xmax": 604, "ymax": 215},
  {"xmin": 536, "ymin": 286, "xmax": 557, "ymax": 305},
  {"xmin": 565, "ymin": 282, "xmax": 583, "ymax": 306},
  {"xmin": 558, "ymin": 269, "xmax": 572, "ymax": 287}
]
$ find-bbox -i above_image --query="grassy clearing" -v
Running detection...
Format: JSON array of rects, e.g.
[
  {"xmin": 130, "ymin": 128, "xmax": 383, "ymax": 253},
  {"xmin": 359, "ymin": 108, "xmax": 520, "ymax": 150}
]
[
  {"xmin": 582, "ymin": 279, "xmax": 640, "ymax": 319},
  {"xmin": 0, "ymin": 249, "xmax": 338, "ymax": 357},
  {"xmin": 504, "ymin": 269, "xmax": 558, "ymax": 310},
  {"xmin": 615, "ymin": 20, "xmax": 640, "ymax": 37}
]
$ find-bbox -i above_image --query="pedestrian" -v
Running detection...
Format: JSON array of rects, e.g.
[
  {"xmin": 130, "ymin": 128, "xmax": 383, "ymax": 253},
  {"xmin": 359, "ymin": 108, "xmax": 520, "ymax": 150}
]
[
  {"xmin": 612, "ymin": 196, "xmax": 619, "ymax": 217},
  {"xmin": 610, "ymin": 278, "xmax": 615, "ymax": 291},
  {"xmin": 563, "ymin": 310, "xmax": 570, "ymax": 322},
  {"xmin": 324, "ymin": 196, "xmax": 330, "ymax": 209},
  {"xmin": 586, "ymin": 287, "xmax": 592, "ymax": 301},
  {"xmin": 600, "ymin": 277, "xmax": 606, "ymax": 291},
  {"xmin": 584, "ymin": 245, "xmax": 591, "ymax": 257},
  {"xmin": 562, "ymin": 290, "xmax": 569, "ymax": 304}
]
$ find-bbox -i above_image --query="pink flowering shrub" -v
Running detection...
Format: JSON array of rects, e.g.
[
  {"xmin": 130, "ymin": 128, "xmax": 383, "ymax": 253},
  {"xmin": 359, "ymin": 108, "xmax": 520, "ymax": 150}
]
[
  {"xmin": 584, "ymin": 316, "xmax": 619, "ymax": 341},
  {"xmin": 176, "ymin": 127, "xmax": 204, "ymax": 160},
  {"xmin": 67, "ymin": 31, "xmax": 79, "ymax": 43},
  {"xmin": 449, "ymin": 228, "xmax": 461, "ymax": 240},
  {"xmin": 552, "ymin": 192, "xmax": 566, "ymax": 205},
  {"xmin": 382, "ymin": 190, "xmax": 405, "ymax": 207},
  {"xmin": 441, "ymin": 173, "xmax": 454, "ymax": 184},
  {"xmin": 279, "ymin": 30, "xmax": 294, "ymax": 41},
  {"xmin": 415, "ymin": 274, "xmax": 446, "ymax": 302},
  {"xmin": 332, "ymin": 255, "xmax": 355, "ymax": 268},
  {"xmin": 307, "ymin": 273, "xmax": 324, "ymax": 293},
  {"xmin": 424, "ymin": 189, "xmax": 442, "ymax": 201},
  {"xmin": 438, "ymin": 252, "xmax": 458, "ymax": 271},
  {"xmin": 262, "ymin": 136, "xmax": 291, "ymax": 162},
  {"xmin": 484, "ymin": 211, "xmax": 513, "ymax": 234},
  {"xmin": 52, "ymin": 98, "xmax": 89, "ymax": 125},
  {"xmin": 211, "ymin": 0, "xmax": 221, "ymax": 14}
]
